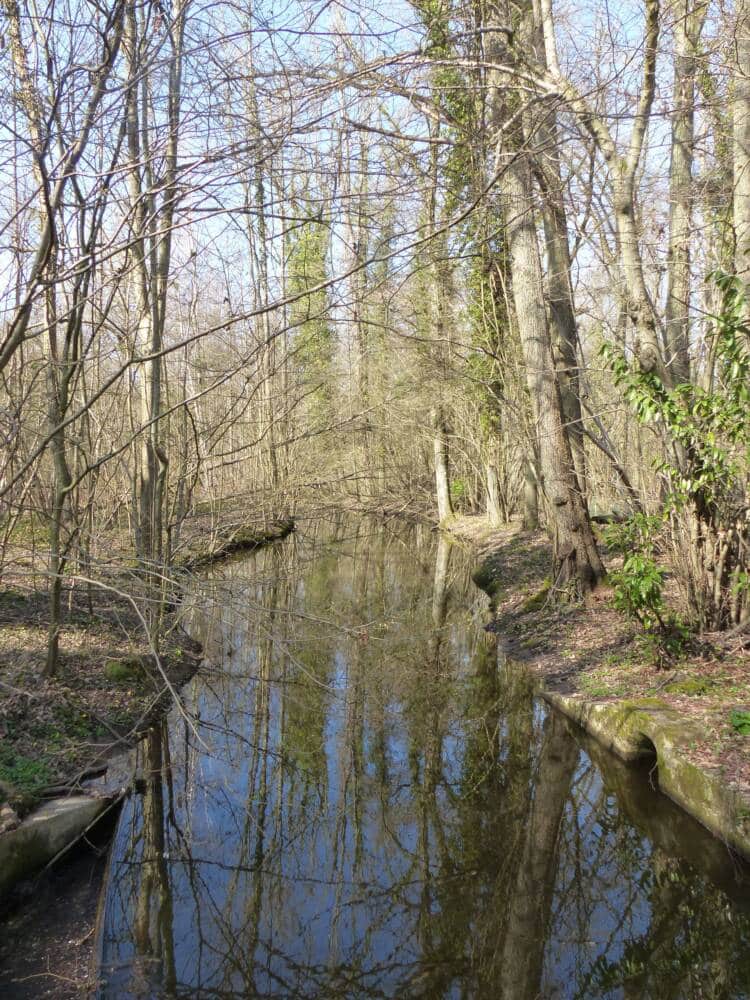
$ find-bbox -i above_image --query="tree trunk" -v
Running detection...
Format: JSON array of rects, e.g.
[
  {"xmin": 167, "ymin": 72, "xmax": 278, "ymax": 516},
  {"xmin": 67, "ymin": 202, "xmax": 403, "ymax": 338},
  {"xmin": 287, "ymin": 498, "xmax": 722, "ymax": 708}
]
[
  {"xmin": 486, "ymin": 461, "xmax": 504, "ymax": 527},
  {"xmin": 431, "ymin": 406, "xmax": 454, "ymax": 524},
  {"xmin": 529, "ymin": 9, "xmax": 587, "ymax": 488},
  {"xmin": 522, "ymin": 458, "xmax": 539, "ymax": 531},
  {"xmin": 487, "ymin": 64, "xmax": 602, "ymax": 592},
  {"xmin": 735, "ymin": 0, "xmax": 750, "ymax": 317},
  {"xmin": 485, "ymin": 10, "xmax": 603, "ymax": 597},
  {"xmin": 540, "ymin": 180, "xmax": 587, "ymax": 491},
  {"xmin": 44, "ymin": 351, "xmax": 73, "ymax": 676},
  {"xmin": 665, "ymin": 0, "xmax": 705, "ymax": 383},
  {"xmin": 125, "ymin": 0, "xmax": 184, "ymax": 640}
]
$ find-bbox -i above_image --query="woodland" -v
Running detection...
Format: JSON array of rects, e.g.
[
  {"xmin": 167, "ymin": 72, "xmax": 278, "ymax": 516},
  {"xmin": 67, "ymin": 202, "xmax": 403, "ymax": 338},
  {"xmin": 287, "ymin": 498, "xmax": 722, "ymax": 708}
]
[{"xmin": 0, "ymin": 0, "xmax": 749, "ymax": 680}]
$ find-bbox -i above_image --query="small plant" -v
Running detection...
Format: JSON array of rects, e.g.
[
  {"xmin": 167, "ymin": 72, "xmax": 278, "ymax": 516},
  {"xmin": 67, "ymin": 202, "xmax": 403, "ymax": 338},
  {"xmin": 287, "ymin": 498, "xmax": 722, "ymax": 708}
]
[
  {"xmin": 731, "ymin": 709, "xmax": 750, "ymax": 735},
  {"xmin": 604, "ymin": 515, "xmax": 665, "ymax": 631},
  {"xmin": 0, "ymin": 748, "xmax": 52, "ymax": 798},
  {"xmin": 449, "ymin": 477, "xmax": 467, "ymax": 504},
  {"xmin": 604, "ymin": 516, "xmax": 690, "ymax": 667},
  {"xmin": 610, "ymin": 552, "xmax": 665, "ymax": 628}
]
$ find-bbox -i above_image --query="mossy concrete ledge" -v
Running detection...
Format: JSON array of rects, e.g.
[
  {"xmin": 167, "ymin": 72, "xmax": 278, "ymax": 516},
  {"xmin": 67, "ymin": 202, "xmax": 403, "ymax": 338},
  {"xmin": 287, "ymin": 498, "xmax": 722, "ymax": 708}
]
[
  {"xmin": 543, "ymin": 691, "xmax": 750, "ymax": 859},
  {"xmin": 0, "ymin": 795, "xmax": 110, "ymax": 900}
]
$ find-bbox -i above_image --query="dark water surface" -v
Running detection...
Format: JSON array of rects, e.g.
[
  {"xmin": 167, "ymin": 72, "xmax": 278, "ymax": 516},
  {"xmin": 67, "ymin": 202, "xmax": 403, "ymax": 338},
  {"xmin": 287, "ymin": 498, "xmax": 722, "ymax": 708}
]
[{"xmin": 96, "ymin": 517, "xmax": 750, "ymax": 999}]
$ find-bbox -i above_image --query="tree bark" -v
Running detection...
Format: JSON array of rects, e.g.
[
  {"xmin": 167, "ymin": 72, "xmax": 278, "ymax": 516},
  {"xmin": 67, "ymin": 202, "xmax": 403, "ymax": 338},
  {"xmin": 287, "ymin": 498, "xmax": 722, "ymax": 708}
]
[
  {"xmin": 486, "ymin": 13, "xmax": 603, "ymax": 596},
  {"xmin": 486, "ymin": 461, "xmax": 504, "ymax": 526},
  {"xmin": 431, "ymin": 406, "xmax": 454, "ymax": 524},
  {"xmin": 735, "ymin": 0, "xmax": 750, "ymax": 317},
  {"xmin": 665, "ymin": 0, "xmax": 705, "ymax": 382},
  {"xmin": 529, "ymin": 7, "xmax": 587, "ymax": 488},
  {"xmin": 522, "ymin": 458, "xmax": 539, "ymax": 531}
]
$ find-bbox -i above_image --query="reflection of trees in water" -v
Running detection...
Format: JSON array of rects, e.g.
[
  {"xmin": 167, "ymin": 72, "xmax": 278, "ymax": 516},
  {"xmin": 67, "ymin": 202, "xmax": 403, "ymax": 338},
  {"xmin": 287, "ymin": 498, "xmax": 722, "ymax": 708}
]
[{"xmin": 98, "ymin": 520, "xmax": 750, "ymax": 999}]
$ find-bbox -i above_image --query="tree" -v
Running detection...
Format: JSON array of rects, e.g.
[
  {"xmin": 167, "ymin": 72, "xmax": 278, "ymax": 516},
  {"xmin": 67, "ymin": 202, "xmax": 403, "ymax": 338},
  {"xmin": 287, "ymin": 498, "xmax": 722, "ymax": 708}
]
[{"xmin": 485, "ymin": 2, "xmax": 604, "ymax": 597}]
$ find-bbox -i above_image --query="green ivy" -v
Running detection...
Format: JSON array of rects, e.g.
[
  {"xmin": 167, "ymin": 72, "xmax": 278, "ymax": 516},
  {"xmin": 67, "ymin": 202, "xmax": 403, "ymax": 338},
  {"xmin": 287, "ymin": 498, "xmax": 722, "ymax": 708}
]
[{"xmin": 731, "ymin": 709, "xmax": 750, "ymax": 736}]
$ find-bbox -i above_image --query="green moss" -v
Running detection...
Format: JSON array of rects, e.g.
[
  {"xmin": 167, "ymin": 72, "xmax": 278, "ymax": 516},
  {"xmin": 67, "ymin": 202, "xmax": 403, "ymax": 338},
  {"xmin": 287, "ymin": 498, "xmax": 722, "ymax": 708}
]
[
  {"xmin": 520, "ymin": 579, "xmax": 551, "ymax": 613},
  {"xmin": 104, "ymin": 655, "xmax": 144, "ymax": 682},
  {"xmin": 579, "ymin": 678, "xmax": 628, "ymax": 698},
  {"xmin": 620, "ymin": 696, "xmax": 670, "ymax": 710},
  {"xmin": 663, "ymin": 676, "xmax": 715, "ymax": 697}
]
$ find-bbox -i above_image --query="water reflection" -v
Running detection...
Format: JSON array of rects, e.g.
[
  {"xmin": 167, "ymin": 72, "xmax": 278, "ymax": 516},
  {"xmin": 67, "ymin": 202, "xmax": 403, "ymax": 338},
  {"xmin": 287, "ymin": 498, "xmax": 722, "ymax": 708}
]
[{"xmin": 97, "ymin": 518, "xmax": 750, "ymax": 999}]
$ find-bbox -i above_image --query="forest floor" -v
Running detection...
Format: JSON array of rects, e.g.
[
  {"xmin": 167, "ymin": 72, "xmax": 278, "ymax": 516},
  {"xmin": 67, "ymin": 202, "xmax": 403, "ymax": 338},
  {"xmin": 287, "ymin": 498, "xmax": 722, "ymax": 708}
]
[
  {"xmin": 0, "ymin": 508, "xmax": 292, "ymax": 824},
  {"xmin": 0, "ymin": 575, "xmax": 201, "ymax": 823},
  {"xmin": 0, "ymin": 557, "xmax": 199, "ymax": 999},
  {"xmin": 449, "ymin": 515, "xmax": 750, "ymax": 812}
]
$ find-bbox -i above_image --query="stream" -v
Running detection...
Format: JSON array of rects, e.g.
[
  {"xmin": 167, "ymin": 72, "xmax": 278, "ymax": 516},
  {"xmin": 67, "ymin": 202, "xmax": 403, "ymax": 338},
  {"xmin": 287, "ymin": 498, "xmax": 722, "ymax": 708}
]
[{"xmin": 95, "ymin": 516, "xmax": 750, "ymax": 999}]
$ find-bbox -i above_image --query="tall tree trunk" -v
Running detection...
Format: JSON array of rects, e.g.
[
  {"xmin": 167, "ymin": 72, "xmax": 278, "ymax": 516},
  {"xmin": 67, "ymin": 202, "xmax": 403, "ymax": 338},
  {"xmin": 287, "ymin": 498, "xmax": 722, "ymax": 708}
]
[
  {"xmin": 44, "ymin": 285, "xmax": 73, "ymax": 676},
  {"xmin": 735, "ymin": 0, "xmax": 750, "ymax": 316},
  {"xmin": 486, "ymin": 461, "xmax": 504, "ymax": 526},
  {"xmin": 244, "ymin": 23, "xmax": 279, "ymax": 494},
  {"xmin": 539, "ymin": 174, "xmax": 587, "ymax": 490},
  {"xmin": 528, "ymin": 4, "xmax": 587, "ymax": 487},
  {"xmin": 486, "ymin": 13, "xmax": 603, "ymax": 596},
  {"xmin": 522, "ymin": 458, "xmax": 539, "ymax": 530},
  {"xmin": 125, "ymin": 0, "xmax": 184, "ymax": 640},
  {"xmin": 432, "ymin": 406, "xmax": 454, "ymax": 524},
  {"xmin": 665, "ymin": 0, "xmax": 705, "ymax": 382}
]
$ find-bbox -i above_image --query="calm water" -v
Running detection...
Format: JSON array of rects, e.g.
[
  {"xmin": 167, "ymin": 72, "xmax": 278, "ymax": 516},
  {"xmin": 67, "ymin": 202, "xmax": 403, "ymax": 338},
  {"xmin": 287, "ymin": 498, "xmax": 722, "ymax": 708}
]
[{"xmin": 96, "ymin": 517, "xmax": 750, "ymax": 999}]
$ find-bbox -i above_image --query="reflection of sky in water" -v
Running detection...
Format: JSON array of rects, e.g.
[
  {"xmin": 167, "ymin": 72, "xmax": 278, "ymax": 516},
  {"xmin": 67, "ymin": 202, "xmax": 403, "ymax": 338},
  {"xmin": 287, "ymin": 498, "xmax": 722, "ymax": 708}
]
[{"xmin": 98, "ymin": 521, "xmax": 750, "ymax": 999}]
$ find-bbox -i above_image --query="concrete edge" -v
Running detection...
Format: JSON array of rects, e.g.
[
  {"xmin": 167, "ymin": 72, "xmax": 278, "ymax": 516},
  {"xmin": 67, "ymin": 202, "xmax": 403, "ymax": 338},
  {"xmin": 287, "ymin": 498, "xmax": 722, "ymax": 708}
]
[
  {"xmin": 542, "ymin": 689, "xmax": 750, "ymax": 859},
  {"xmin": 0, "ymin": 795, "xmax": 112, "ymax": 901}
]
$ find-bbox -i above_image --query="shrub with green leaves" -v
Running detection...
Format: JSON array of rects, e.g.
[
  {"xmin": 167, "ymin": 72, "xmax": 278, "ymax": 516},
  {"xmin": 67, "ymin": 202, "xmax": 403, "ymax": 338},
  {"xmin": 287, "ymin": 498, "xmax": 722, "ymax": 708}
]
[
  {"xmin": 600, "ymin": 271, "xmax": 750, "ymax": 632},
  {"xmin": 609, "ymin": 552, "xmax": 666, "ymax": 629},
  {"xmin": 604, "ymin": 515, "xmax": 689, "ymax": 665}
]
